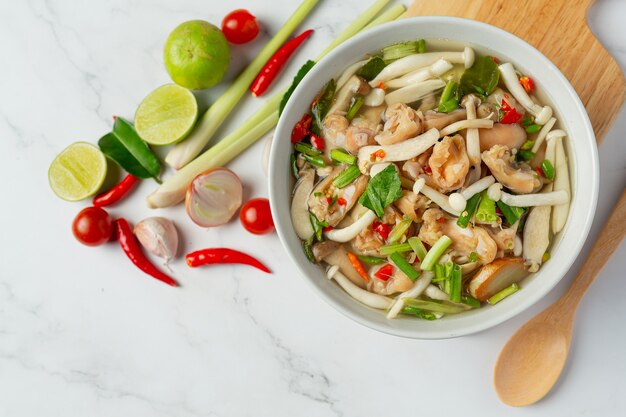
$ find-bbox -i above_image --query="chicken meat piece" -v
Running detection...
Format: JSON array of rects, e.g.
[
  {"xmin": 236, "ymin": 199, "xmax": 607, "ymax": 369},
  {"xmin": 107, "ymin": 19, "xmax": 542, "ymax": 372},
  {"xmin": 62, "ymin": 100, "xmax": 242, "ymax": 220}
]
[
  {"xmin": 422, "ymin": 109, "xmax": 466, "ymax": 131},
  {"xmin": 486, "ymin": 222, "xmax": 519, "ymax": 255},
  {"xmin": 374, "ymin": 103, "xmax": 424, "ymax": 145},
  {"xmin": 322, "ymin": 113, "xmax": 349, "ymax": 149},
  {"xmin": 481, "ymin": 145, "xmax": 541, "ymax": 194},
  {"xmin": 351, "ymin": 226, "xmax": 385, "ymax": 256},
  {"xmin": 418, "ymin": 208, "xmax": 497, "ymax": 264},
  {"xmin": 393, "ymin": 190, "xmax": 432, "ymax": 222},
  {"xmin": 428, "ymin": 134, "xmax": 470, "ymax": 192},
  {"xmin": 345, "ymin": 117, "xmax": 381, "ymax": 154},
  {"xmin": 308, "ymin": 167, "xmax": 368, "ymax": 227},
  {"xmin": 368, "ymin": 264, "xmax": 415, "ymax": 295}
]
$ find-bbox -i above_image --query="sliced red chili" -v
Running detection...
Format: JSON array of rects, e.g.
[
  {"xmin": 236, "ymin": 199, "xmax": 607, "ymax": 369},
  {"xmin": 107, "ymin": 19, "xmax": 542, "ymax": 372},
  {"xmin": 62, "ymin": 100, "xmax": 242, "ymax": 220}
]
[
  {"xmin": 322, "ymin": 225, "xmax": 334, "ymax": 233},
  {"xmin": 535, "ymin": 166, "xmax": 545, "ymax": 177},
  {"xmin": 250, "ymin": 29, "xmax": 314, "ymax": 97},
  {"xmin": 500, "ymin": 99, "xmax": 523, "ymax": 124},
  {"xmin": 114, "ymin": 218, "xmax": 178, "ymax": 287},
  {"xmin": 519, "ymin": 76, "xmax": 535, "ymax": 94},
  {"xmin": 372, "ymin": 221, "xmax": 391, "ymax": 240},
  {"xmin": 186, "ymin": 248, "xmax": 271, "ymax": 273},
  {"xmin": 291, "ymin": 113, "xmax": 312, "ymax": 144},
  {"xmin": 310, "ymin": 133, "xmax": 325, "ymax": 150},
  {"xmin": 423, "ymin": 165, "xmax": 433, "ymax": 175},
  {"xmin": 375, "ymin": 264, "xmax": 394, "ymax": 281},
  {"xmin": 337, "ymin": 197, "xmax": 347, "ymax": 206},
  {"xmin": 436, "ymin": 216, "xmax": 446, "ymax": 223}
]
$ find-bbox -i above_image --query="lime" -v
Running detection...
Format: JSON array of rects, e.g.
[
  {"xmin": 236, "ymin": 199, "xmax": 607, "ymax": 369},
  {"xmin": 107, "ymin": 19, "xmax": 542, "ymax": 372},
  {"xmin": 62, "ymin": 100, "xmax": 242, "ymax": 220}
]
[
  {"xmin": 163, "ymin": 20, "xmax": 230, "ymax": 90},
  {"xmin": 48, "ymin": 142, "xmax": 107, "ymax": 201},
  {"xmin": 135, "ymin": 84, "xmax": 198, "ymax": 146}
]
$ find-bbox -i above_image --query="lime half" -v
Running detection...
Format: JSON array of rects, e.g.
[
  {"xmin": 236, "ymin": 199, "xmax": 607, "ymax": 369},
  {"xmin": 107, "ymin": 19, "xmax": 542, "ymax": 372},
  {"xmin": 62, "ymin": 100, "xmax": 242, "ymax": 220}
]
[
  {"xmin": 48, "ymin": 142, "xmax": 107, "ymax": 201},
  {"xmin": 135, "ymin": 84, "xmax": 198, "ymax": 146}
]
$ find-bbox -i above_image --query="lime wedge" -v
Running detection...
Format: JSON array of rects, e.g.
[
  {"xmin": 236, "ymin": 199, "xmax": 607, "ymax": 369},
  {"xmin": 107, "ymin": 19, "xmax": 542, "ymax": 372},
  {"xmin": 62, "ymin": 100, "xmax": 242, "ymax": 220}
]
[
  {"xmin": 48, "ymin": 142, "xmax": 108, "ymax": 201},
  {"xmin": 134, "ymin": 84, "xmax": 198, "ymax": 146}
]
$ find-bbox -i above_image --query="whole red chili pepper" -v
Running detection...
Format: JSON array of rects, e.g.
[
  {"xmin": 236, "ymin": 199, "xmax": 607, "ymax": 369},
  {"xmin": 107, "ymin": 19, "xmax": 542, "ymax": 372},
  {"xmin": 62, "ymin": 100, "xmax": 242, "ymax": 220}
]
[
  {"xmin": 114, "ymin": 218, "xmax": 179, "ymax": 287},
  {"xmin": 186, "ymin": 248, "xmax": 271, "ymax": 273},
  {"xmin": 291, "ymin": 113, "xmax": 312, "ymax": 144},
  {"xmin": 250, "ymin": 29, "xmax": 314, "ymax": 97},
  {"xmin": 93, "ymin": 174, "xmax": 139, "ymax": 207}
]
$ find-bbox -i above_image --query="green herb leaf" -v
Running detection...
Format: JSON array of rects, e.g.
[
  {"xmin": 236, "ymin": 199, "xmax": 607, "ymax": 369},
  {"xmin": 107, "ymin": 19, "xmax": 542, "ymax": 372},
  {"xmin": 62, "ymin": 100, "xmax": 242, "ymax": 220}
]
[
  {"xmin": 356, "ymin": 56, "xmax": 387, "ymax": 81},
  {"xmin": 358, "ymin": 164, "xmax": 402, "ymax": 217},
  {"xmin": 98, "ymin": 117, "xmax": 160, "ymax": 180},
  {"xmin": 459, "ymin": 56, "xmax": 499, "ymax": 97},
  {"xmin": 280, "ymin": 60, "xmax": 316, "ymax": 115},
  {"xmin": 311, "ymin": 79, "xmax": 336, "ymax": 135}
]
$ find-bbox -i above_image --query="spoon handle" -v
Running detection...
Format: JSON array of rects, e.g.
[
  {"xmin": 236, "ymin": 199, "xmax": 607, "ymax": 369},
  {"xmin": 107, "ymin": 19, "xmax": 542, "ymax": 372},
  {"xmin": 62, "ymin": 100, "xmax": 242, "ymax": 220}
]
[{"xmin": 560, "ymin": 187, "xmax": 626, "ymax": 308}]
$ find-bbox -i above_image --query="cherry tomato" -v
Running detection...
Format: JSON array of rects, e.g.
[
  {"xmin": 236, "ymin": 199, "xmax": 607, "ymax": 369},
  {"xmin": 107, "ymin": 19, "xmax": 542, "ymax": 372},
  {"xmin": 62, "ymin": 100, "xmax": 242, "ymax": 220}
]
[
  {"xmin": 239, "ymin": 198, "xmax": 274, "ymax": 235},
  {"xmin": 72, "ymin": 207, "xmax": 113, "ymax": 246},
  {"xmin": 221, "ymin": 9, "xmax": 259, "ymax": 44}
]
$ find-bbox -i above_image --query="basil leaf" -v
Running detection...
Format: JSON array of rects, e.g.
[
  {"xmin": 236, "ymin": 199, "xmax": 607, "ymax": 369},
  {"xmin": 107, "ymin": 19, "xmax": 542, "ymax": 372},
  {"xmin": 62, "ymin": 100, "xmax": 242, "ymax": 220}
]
[
  {"xmin": 459, "ymin": 56, "xmax": 499, "ymax": 97},
  {"xmin": 356, "ymin": 56, "xmax": 387, "ymax": 81},
  {"xmin": 280, "ymin": 60, "xmax": 316, "ymax": 116},
  {"xmin": 98, "ymin": 117, "xmax": 161, "ymax": 180},
  {"xmin": 358, "ymin": 164, "xmax": 403, "ymax": 218},
  {"xmin": 311, "ymin": 79, "xmax": 336, "ymax": 136}
]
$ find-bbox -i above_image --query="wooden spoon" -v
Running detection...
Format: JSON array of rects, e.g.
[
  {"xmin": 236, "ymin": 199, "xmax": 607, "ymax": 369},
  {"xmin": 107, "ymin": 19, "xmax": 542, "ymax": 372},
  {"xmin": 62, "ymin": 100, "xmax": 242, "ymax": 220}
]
[{"xmin": 494, "ymin": 188, "xmax": 626, "ymax": 406}]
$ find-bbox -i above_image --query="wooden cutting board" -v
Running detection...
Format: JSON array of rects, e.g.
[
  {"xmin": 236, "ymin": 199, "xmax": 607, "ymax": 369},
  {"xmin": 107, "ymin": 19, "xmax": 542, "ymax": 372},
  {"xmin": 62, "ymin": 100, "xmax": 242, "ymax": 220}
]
[{"xmin": 405, "ymin": 0, "xmax": 625, "ymax": 144}]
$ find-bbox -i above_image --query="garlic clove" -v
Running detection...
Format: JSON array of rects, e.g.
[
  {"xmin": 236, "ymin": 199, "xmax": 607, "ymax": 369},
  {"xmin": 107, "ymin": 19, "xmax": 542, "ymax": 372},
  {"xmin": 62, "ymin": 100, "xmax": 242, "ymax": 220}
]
[{"xmin": 134, "ymin": 217, "xmax": 178, "ymax": 262}]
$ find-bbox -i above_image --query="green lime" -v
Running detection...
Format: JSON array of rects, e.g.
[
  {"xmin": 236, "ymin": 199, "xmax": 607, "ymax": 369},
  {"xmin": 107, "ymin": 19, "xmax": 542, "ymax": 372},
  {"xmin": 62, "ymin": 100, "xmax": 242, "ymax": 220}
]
[
  {"xmin": 135, "ymin": 84, "xmax": 198, "ymax": 146},
  {"xmin": 163, "ymin": 20, "xmax": 230, "ymax": 90},
  {"xmin": 48, "ymin": 142, "xmax": 107, "ymax": 201}
]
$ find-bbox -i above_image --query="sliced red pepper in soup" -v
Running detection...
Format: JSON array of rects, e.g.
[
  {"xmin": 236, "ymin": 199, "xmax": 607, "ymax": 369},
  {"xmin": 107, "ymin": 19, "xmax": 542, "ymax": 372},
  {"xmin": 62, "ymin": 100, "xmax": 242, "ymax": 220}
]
[
  {"xmin": 291, "ymin": 113, "xmax": 312, "ymax": 144},
  {"xmin": 375, "ymin": 264, "xmax": 394, "ymax": 281}
]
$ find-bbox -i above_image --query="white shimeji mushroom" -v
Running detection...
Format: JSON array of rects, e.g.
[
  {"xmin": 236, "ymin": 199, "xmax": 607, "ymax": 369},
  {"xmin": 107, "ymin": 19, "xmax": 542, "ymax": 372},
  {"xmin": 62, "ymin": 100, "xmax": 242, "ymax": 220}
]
[
  {"xmin": 385, "ymin": 58, "xmax": 454, "ymax": 89},
  {"xmin": 384, "ymin": 79, "xmax": 446, "ymax": 106}
]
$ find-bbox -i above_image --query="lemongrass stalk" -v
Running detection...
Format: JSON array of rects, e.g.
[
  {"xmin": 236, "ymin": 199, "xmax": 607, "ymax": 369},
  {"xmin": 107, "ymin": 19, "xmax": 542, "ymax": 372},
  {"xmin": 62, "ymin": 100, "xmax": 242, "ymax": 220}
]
[
  {"xmin": 316, "ymin": 0, "xmax": 391, "ymax": 60},
  {"xmin": 362, "ymin": 4, "xmax": 407, "ymax": 31},
  {"xmin": 165, "ymin": 0, "xmax": 319, "ymax": 169},
  {"xmin": 147, "ymin": 110, "xmax": 278, "ymax": 208}
]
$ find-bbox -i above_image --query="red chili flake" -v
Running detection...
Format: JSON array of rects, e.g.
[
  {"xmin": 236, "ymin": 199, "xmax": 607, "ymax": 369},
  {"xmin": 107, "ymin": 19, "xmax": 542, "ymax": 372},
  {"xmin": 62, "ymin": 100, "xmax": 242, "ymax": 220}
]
[
  {"xmin": 370, "ymin": 149, "xmax": 386, "ymax": 162},
  {"xmin": 337, "ymin": 197, "xmax": 347, "ymax": 206},
  {"xmin": 492, "ymin": 56, "xmax": 499, "ymax": 63},
  {"xmin": 323, "ymin": 225, "xmax": 334, "ymax": 233},
  {"xmin": 112, "ymin": 115, "xmax": 117, "ymax": 121},
  {"xmin": 423, "ymin": 165, "xmax": 433, "ymax": 175},
  {"xmin": 535, "ymin": 166, "xmax": 545, "ymax": 177},
  {"xmin": 504, "ymin": 93, "xmax": 510, "ymax": 100},
  {"xmin": 310, "ymin": 134, "xmax": 325, "ymax": 150},
  {"xmin": 500, "ymin": 99, "xmax": 523, "ymax": 124},
  {"xmin": 378, "ymin": 82, "xmax": 386, "ymax": 90},
  {"xmin": 519, "ymin": 76, "xmax": 535, "ymax": 94},
  {"xmin": 375, "ymin": 264, "xmax": 394, "ymax": 281},
  {"xmin": 326, "ymin": 197, "xmax": 332, "ymax": 204},
  {"xmin": 372, "ymin": 221, "xmax": 391, "ymax": 240},
  {"xmin": 291, "ymin": 113, "xmax": 312, "ymax": 144},
  {"xmin": 496, "ymin": 206, "xmax": 503, "ymax": 216},
  {"xmin": 436, "ymin": 217, "xmax": 446, "ymax": 224}
]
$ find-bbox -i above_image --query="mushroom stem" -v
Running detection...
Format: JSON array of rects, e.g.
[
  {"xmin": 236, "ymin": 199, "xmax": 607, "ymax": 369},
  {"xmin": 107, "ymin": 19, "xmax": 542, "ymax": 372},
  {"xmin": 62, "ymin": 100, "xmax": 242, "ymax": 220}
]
[
  {"xmin": 385, "ymin": 79, "xmax": 446, "ymax": 106},
  {"xmin": 549, "ymin": 131, "xmax": 571, "ymax": 233},
  {"xmin": 336, "ymin": 59, "xmax": 368, "ymax": 89},
  {"xmin": 327, "ymin": 268, "xmax": 393, "ymax": 310},
  {"xmin": 357, "ymin": 128, "xmax": 439, "ymax": 172},
  {"xmin": 369, "ymin": 47, "xmax": 475, "ymax": 86},
  {"xmin": 385, "ymin": 58, "xmax": 453, "ymax": 89},
  {"xmin": 460, "ymin": 175, "xmax": 495, "ymax": 200},
  {"xmin": 325, "ymin": 210, "xmax": 377, "ymax": 242},
  {"xmin": 530, "ymin": 117, "xmax": 556, "ymax": 153},
  {"xmin": 499, "ymin": 63, "xmax": 552, "ymax": 124},
  {"xmin": 420, "ymin": 184, "xmax": 462, "ymax": 216},
  {"xmin": 439, "ymin": 119, "xmax": 494, "ymax": 137},
  {"xmin": 386, "ymin": 271, "xmax": 434, "ymax": 319},
  {"xmin": 500, "ymin": 190, "xmax": 568, "ymax": 207}
]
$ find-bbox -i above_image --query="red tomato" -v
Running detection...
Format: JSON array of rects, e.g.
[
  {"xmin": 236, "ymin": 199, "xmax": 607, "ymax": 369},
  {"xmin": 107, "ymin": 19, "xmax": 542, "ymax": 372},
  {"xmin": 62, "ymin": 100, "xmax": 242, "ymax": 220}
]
[
  {"xmin": 72, "ymin": 207, "xmax": 113, "ymax": 246},
  {"xmin": 221, "ymin": 9, "xmax": 259, "ymax": 44},
  {"xmin": 239, "ymin": 198, "xmax": 274, "ymax": 235}
]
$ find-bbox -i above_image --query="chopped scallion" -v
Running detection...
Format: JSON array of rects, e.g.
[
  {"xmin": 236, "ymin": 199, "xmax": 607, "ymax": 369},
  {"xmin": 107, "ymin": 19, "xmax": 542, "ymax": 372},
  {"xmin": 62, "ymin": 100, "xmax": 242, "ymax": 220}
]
[
  {"xmin": 517, "ymin": 150, "xmax": 535, "ymax": 161},
  {"xmin": 461, "ymin": 295, "xmax": 481, "ymax": 308},
  {"xmin": 404, "ymin": 298, "xmax": 467, "ymax": 314},
  {"xmin": 521, "ymin": 140, "xmax": 535, "ymax": 151},
  {"xmin": 469, "ymin": 252, "xmax": 479, "ymax": 263},
  {"xmin": 438, "ymin": 80, "xmax": 458, "ymax": 112},
  {"xmin": 496, "ymin": 200, "xmax": 526, "ymax": 225},
  {"xmin": 302, "ymin": 238, "xmax": 315, "ymax": 263},
  {"xmin": 330, "ymin": 148, "xmax": 357, "ymax": 165},
  {"xmin": 449, "ymin": 263, "xmax": 462, "ymax": 303},
  {"xmin": 379, "ymin": 242, "xmax": 412, "ymax": 255},
  {"xmin": 541, "ymin": 159, "xmax": 555, "ymax": 180},
  {"xmin": 387, "ymin": 216, "xmax": 412, "ymax": 244},
  {"xmin": 389, "ymin": 252, "xmax": 419, "ymax": 281},
  {"xmin": 476, "ymin": 190, "xmax": 498, "ymax": 223},
  {"xmin": 487, "ymin": 283, "xmax": 520, "ymax": 304},
  {"xmin": 302, "ymin": 153, "xmax": 326, "ymax": 167},
  {"xmin": 346, "ymin": 95, "xmax": 364, "ymax": 121},
  {"xmin": 420, "ymin": 235, "xmax": 452, "ymax": 271},
  {"xmin": 408, "ymin": 237, "xmax": 428, "ymax": 262},
  {"xmin": 333, "ymin": 165, "xmax": 361, "ymax": 188},
  {"xmin": 309, "ymin": 213, "xmax": 327, "ymax": 241},
  {"xmin": 382, "ymin": 40, "xmax": 421, "ymax": 61},
  {"xmin": 525, "ymin": 123, "xmax": 541, "ymax": 134},
  {"xmin": 290, "ymin": 153, "xmax": 299, "ymax": 179},
  {"xmin": 295, "ymin": 142, "xmax": 322, "ymax": 156},
  {"xmin": 357, "ymin": 255, "xmax": 386, "ymax": 265},
  {"xmin": 401, "ymin": 305, "xmax": 437, "ymax": 320},
  {"xmin": 417, "ymin": 39, "xmax": 426, "ymax": 54},
  {"xmin": 457, "ymin": 193, "xmax": 481, "ymax": 228}
]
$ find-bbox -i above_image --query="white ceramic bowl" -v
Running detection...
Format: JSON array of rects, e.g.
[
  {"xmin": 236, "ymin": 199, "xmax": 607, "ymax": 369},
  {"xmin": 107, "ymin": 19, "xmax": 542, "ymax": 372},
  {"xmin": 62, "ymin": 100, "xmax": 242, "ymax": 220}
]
[{"xmin": 269, "ymin": 17, "xmax": 598, "ymax": 339}]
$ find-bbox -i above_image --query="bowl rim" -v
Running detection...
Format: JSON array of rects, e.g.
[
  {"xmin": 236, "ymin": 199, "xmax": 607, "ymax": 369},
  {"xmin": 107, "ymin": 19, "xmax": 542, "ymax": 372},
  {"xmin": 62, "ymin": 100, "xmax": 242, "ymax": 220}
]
[{"xmin": 269, "ymin": 16, "xmax": 599, "ymax": 339}]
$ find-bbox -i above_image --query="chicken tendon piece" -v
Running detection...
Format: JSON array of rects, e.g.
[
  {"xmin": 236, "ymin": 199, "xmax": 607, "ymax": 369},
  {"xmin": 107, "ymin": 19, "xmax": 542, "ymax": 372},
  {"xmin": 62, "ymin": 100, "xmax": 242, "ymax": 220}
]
[
  {"xmin": 374, "ymin": 103, "xmax": 424, "ymax": 145},
  {"xmin": 428, "ymin": 135, "xmax": 470, "ymax": 192},
  {"xmin": 481, "ymin": 144, "xmax": 541, "ymax": 194},
  {"xmin": 308, "ymin": 167, "xmax": 367, "ymax": 227}
]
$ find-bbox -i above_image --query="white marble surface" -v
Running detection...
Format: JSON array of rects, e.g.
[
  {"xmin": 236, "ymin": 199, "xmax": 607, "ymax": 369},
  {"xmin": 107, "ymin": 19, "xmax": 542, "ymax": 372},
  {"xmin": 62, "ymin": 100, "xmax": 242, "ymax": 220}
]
[{"xmin": 1, "ymin": 0, "xmax": 625, "ymax": 415}]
